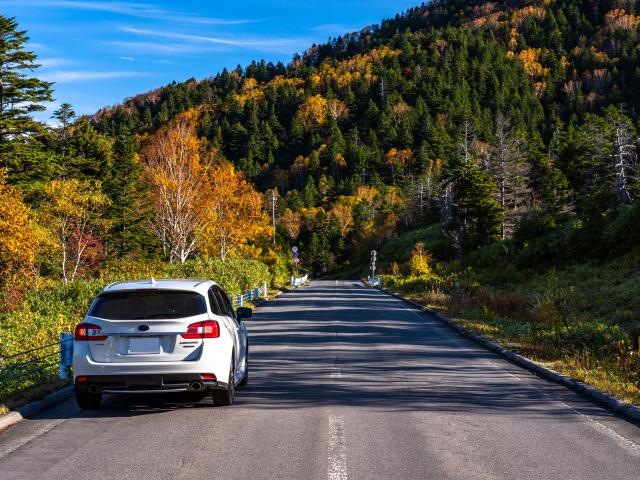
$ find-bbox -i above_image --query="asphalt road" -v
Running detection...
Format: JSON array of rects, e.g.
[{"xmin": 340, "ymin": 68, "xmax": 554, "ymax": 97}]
[{"xmin": 1, "ymin": 280, "xmax": 639, "ymax": 480}]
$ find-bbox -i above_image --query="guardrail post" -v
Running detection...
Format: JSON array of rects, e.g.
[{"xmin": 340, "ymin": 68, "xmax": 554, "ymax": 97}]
[
  {"xmin": 59, "ymin": 332, "xmax": 74, "ymax": 380},
  {"xmin": 247, "ymin": 289, "xmax": 252, "ymax": 302},
  {"xmin": 254, "ymin": 287, "xmax": 259, "ymax": 299},
  {"xmin": 378, "ymin": 276, "xmax": 382, "ymax": 288},
  {"xmin": 263, "ymin": 281, "xmax": 268, "ymax": 298},
  {"xmin": 237, "ymin": 293, "xmax": 243, "ymax": 306}
]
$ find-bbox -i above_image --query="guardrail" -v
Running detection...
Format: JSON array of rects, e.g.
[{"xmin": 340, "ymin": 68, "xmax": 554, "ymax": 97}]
[
  {"xmin": 232, "ymin": 281, "xmax": 268, "ymax": 307},
  {"xmin": 0, "ymin": 334, "xmax": 72, "ymax": 399},
  {"xmin": 1, "ymin": 281, "xmax": 270, "ymax": 398},
  {"xmin": 367, "ymin": 276, "xmax": 382, "ymax": 287},
  {"xmin": 290, "ymin": 273, "xmax": 308, "ymax": 287}
]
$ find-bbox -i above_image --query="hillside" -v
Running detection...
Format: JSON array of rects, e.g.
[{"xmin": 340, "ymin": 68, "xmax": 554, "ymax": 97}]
[
  {"xmin": 1, "ymin": 1, "xmax": 639, "ymax": 404},
  {"xmin": 78, "ymin": 0, "xmax": 640, "ymax": 272}
]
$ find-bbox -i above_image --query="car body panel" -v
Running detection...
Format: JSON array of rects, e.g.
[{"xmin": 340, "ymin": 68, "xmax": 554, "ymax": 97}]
[{"xmin": 73, "ymin": 279, "xmax": 248, "ymax": 395}]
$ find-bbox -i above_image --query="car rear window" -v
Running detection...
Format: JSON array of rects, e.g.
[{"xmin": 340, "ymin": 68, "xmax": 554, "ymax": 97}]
[{"xmin": 89, "ymin": 290, "xmax": 207, "ymax": 320}]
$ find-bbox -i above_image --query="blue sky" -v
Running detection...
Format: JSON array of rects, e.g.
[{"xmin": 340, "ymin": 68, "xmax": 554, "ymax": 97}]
[{"xmin": 0, "ymin": 1, "xmax": 420, "ymax": 120}]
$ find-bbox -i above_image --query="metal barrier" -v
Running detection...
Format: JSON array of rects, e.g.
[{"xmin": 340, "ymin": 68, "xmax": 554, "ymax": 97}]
[
  {"xmin": 290, "ymin": 273, "xmax": 308, "ymax": 287},
  {"xmin": 233, "ymin": 281, "xmax": 268, "ymax": 307},
  {"xmin": 367, "ymin": 276, "xmax": 382, "ymax": 288},
  {"xmin": 0, "ymin": 335, "xmax": 73, "ymax": 396}
]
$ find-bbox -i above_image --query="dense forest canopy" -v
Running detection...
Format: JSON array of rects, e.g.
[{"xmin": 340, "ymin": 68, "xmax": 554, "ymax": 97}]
[{"xmin": 2, "ymin": 0, "xmax": 640, "ymax": 281}]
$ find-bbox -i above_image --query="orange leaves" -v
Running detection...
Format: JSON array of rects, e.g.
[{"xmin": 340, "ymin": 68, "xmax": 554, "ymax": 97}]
[
  {"xmin": 605, "ymin": 8, "xmax": 640, "ymax": 31},
  {"xmin": 330, "ymin": 203, "xmax": 354, "ymax": 238},
  {"xmin": 199, "ymin": 161, "xmax": 269, "ymax": 261},
  {"xmin": 142, "ymin": 109, "xmax": 267, "ymax": 262},
  {"xmin": 296, "ymin": 94, "xmax": 329, "ymax": 131},
  {"xmin": 385, "ymin": 148, "xmax": 415, "ymax": 170}
]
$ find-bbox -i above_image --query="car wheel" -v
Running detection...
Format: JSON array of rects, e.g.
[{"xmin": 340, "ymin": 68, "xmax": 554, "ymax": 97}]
[
  {"xmin": 238, "ymin": 341, "xmax": 249, "ymax": 387},
  {"xmin": 76, "ymin": 391, "xmax": 102, "ymax": 409},
  {"xmin": 212, "ymin": 357, "xmax": 235, "ymax": 407}
]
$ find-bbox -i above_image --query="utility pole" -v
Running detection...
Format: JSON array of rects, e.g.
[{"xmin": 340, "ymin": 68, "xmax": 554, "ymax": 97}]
[{"xmin": 271, "ymin": 189, "xmax": 277, "ymax": 244}]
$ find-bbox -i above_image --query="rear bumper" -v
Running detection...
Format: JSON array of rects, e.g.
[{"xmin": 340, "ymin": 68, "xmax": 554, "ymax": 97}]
[{"xmin": 75, "ymin": 374, "xmax": 228, "ymax": 394}]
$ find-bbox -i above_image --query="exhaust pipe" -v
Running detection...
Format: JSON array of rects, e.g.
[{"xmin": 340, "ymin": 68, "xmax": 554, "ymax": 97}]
[
  {"xmin": 87, "ymin": 384, "xmax": 100, "ymax": 394},
  {"xmin": 188, "ymin": 381, "xmax": 204, "ymax": 392}
]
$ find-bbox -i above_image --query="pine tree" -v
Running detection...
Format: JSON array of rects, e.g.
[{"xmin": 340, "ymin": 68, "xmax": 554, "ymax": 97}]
[{"xmin": 0, "ymin": 16, "xmax": 52, "ymax": 149}]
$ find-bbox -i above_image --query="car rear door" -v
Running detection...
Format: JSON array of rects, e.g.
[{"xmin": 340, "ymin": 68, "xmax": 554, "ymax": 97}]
[
  {"xmin": 212, "ymin": 286, "xmax": 242, "ymax": 369},
  {"xmin": 84, "ymin": 290, "xmax": 209, "ymax": 363}
]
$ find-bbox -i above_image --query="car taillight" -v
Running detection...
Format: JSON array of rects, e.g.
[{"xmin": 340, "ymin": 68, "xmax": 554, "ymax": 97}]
[
  {"xmin": 182, "ymin": 320, "xmax": 219, "ymax": 339},
  {"xmin": 74, "ymin": 323, "xmax": 107, "ymax": 341}
]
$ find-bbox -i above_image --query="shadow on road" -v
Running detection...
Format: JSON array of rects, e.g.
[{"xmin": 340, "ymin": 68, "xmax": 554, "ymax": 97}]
[{"xmin": 29, "ymin": 281, "xmax": 619, "ymax": 423}]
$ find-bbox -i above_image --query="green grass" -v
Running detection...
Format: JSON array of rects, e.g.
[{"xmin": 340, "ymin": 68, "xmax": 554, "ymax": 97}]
[{"xmin": 380, "ymin": 250, "xmax": 640, "ymax": 406}]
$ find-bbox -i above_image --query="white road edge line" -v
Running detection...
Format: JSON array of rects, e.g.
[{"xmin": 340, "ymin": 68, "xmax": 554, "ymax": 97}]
[{"xmin": 328, "ymin": 415, "xmax": 347, "ymax": 480}]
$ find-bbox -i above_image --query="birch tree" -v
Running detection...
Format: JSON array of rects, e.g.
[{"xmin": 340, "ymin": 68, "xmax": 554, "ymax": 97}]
[
  {"xmin": 142, "ymin": 111, "xmax": 207, "ymax": 264},
  {"xmin": 41, "ymin": 179, "xmax": 110, "ymax": 284},
  {"xmin": 612, "ymin": 118, "xmax": 637, "ymax": 205},
  {"xmin": 486, "ymin": 114, "xmax": 531, "ymax": 238}
]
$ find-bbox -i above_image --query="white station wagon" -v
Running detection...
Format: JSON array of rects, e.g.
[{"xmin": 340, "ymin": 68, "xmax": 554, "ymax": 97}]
[{"xmin": 72, "ymin": 279, "xmax": 250, "ymax": 409}]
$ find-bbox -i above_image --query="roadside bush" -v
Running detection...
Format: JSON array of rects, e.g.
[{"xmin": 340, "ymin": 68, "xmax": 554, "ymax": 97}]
[
  {"xmin": 409, "ymin": 242, "xmax": 432, "ymax": 276},
  {"xmin": 534, "ymin": 322, "xmax": 627, "ymax": 358}
]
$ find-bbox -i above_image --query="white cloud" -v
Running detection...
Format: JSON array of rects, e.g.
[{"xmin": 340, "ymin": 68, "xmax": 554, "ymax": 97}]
[
  {"xmin": 38, "ymin": 57, "xmax": 72, "ymax": 68},
  {"xmin": 108, "ymin": 40, "xmax": 228, "ymax": 55},
  {"xmin": 119, "ymin": 56, "xmax": 136, "ymax": 61},
  {"xmin": 43, "ymin": 70, "xmax": 146, "ymax": 83},
  {"xmin": 10, "ymin": 1, "xmax": 256, "ymax": 25},
  {"xmin": 311, "ymin": 24, "xmax": 357, "ymax": 36},
  {"xmin": 120, "ymin": 26, "xmax": 310, "ymax": 53}
]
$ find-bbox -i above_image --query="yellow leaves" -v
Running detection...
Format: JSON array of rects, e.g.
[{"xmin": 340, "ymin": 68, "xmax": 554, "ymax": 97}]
[
  {"xmin": 42, "ymin": 179, "xmax": 110, "ymax": 220},
  {"xmin": 0, "ymin": 171, "xmax": 39, "ymax": 282},
  {"xmin": 296, "ymin": 94, "xmax": 329, "ymax": 131},
  {"xmin": 516, "ymin": 48, "xmax": 550, "ymax": 80},
  {"xmin": 269, "ymin": 76, "xmax": 305, "ymax": 89},
  {"xmin": 409, "ymin": 242, "xmax": 433, "ymax": 277},
  {"xmin": 508, "ymin": 27, "xmax": 519, "ymax": 51},
  {"xmin": 312, "ymin": 47, "xmax": 400, "ymax": 90},
  {"xmin": 333, "ymin": 153, "xmax": 347, "ymax": 169}
]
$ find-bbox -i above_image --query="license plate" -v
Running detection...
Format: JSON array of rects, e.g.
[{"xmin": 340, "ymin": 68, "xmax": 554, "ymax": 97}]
[{"xmin": 128, "ymin": 337, "xmax": 160, "ymax": 354}]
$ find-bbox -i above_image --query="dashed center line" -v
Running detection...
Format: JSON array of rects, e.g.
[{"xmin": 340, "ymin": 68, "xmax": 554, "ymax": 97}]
[{"xmin": 328, "ymin": 415, "xmax": 347, "ymax": 480}]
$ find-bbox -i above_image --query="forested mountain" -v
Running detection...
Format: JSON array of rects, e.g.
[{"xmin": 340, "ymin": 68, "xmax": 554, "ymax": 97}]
[{"xmin": 3, "ymin": 0, "xmax": 640, "ymax": 278}]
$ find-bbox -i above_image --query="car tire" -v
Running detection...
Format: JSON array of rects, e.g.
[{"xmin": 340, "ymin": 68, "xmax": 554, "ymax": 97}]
[
  {"xmin": 238, "ymin": 341, "xmax": 249, "ymax": 387},
  {"xmin": 76, "ymin": 391, "xmax": 102, "ymax": 409},
  {"xmin": 212, "ymin": 357, "xmax": 235, "ymax": 407}
]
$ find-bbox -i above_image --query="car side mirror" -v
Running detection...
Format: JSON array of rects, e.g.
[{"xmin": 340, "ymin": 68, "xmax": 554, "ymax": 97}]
[{"xmin": 236, "ymin": 307, "xmax": 252, "ymax": 320}]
